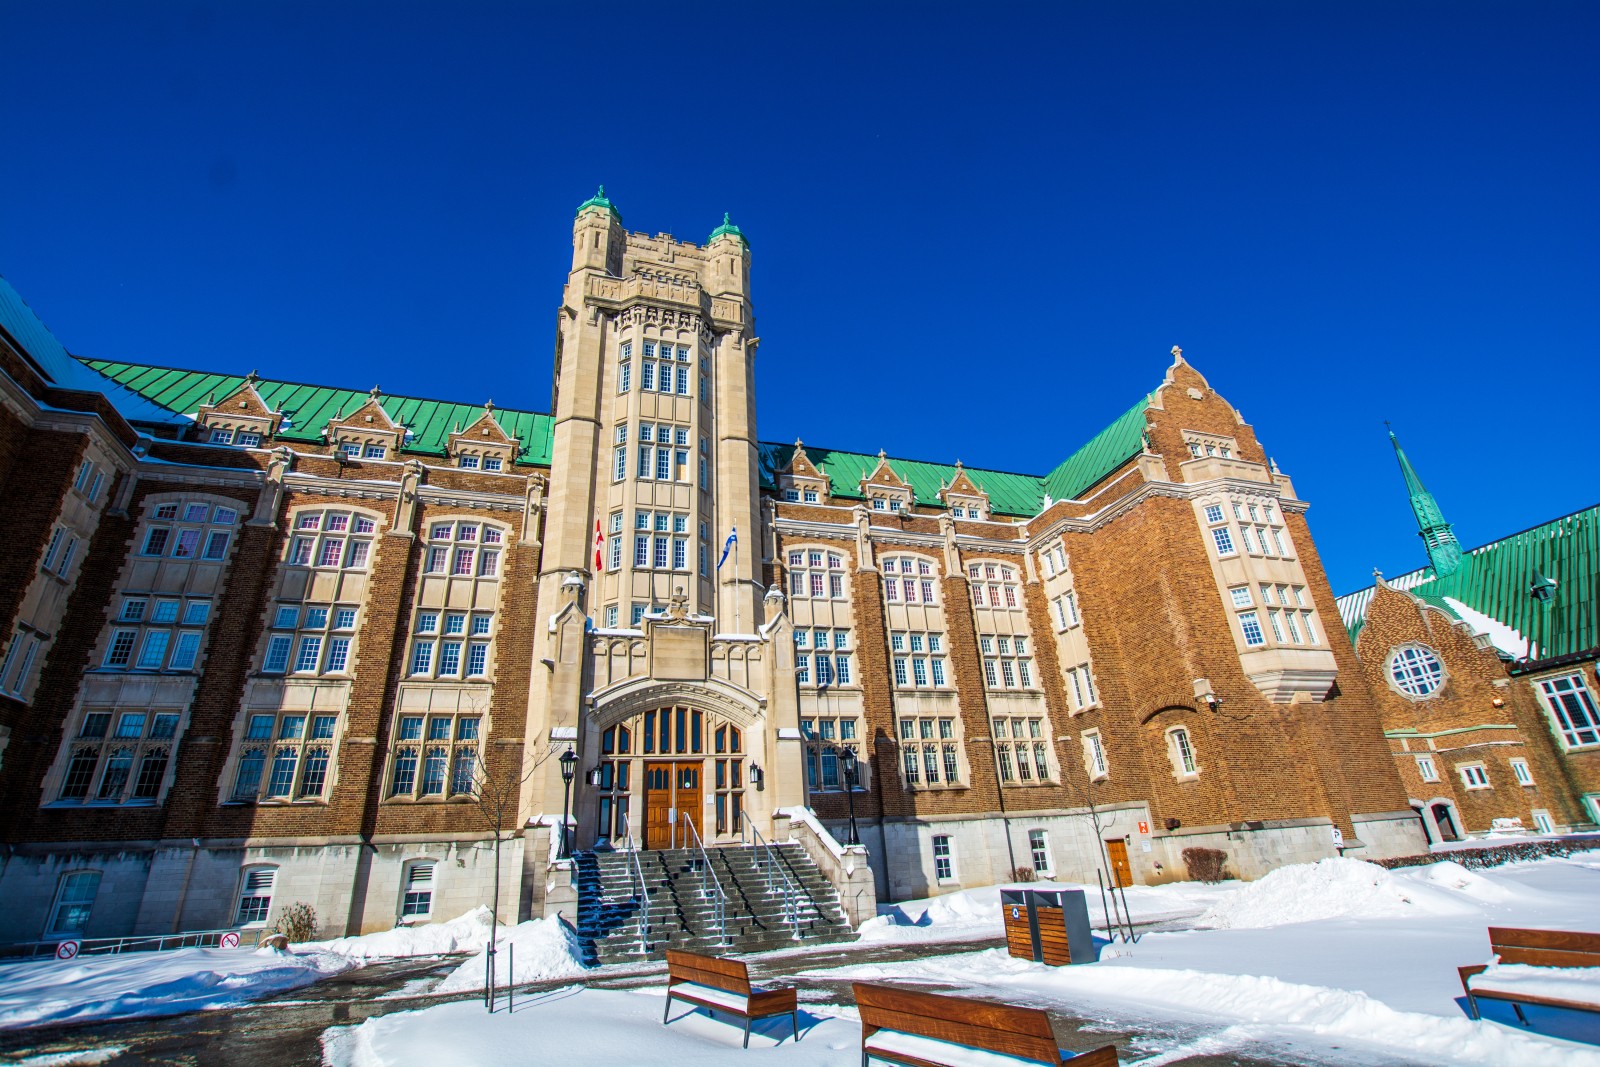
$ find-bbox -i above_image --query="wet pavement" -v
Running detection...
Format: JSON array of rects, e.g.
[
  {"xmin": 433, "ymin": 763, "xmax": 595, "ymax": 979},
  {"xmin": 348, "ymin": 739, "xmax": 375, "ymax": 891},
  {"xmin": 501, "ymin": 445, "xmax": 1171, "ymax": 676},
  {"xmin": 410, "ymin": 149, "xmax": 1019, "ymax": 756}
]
[{"xmin": 0, "ymin": 933, "xmax": 1428, "ymax": 1066}]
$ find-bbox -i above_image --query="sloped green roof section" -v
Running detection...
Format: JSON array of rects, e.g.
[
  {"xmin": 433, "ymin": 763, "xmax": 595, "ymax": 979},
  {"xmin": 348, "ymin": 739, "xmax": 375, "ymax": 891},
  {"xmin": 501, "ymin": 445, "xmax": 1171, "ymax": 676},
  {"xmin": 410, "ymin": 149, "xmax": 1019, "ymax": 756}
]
[
  {"xmin": 1042, "ymin": 396, "xmax": 1151, "ymax": 502},
  {"xmin": 757, "ymin": 443, "xmax": 1046, "ymax": 517},
  {"xmin": 80, "ymin": 359, "xmax": 555, "ymax": 466},
  {"xmin": 1337, "ymin": 503, "xmax": 1600, "ymax": 658}
]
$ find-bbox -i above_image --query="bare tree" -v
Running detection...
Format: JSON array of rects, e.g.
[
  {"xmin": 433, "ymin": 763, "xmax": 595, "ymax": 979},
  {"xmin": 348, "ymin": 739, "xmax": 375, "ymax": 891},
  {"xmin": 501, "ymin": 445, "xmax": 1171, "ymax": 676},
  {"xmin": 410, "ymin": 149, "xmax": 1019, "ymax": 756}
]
[{"xmin": 463, "ymin": 737, "xmax": 556, "ymax": 927}]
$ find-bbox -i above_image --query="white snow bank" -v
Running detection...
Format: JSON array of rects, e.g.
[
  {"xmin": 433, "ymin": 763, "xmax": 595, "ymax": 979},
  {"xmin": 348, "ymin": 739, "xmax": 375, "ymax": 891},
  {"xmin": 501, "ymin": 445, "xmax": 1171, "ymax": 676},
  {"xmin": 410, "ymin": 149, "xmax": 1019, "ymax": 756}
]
[
  {"xmin": 433, "ymin": 917, "xmax": 588, "ymax": 993},
  {"xmin": 324, "ymin": 986, "xmax": 860, "ymax": 1066},
  {"xmin": 304, "ymin": 906, "xmax": 496, "ymax": 960},
  {"xmin": 0, "ymin": 944, "xmax": 355, "ymax": 1029},
  {"xmin": 1472, "ymin": 962, "xmax": 1600, "ymax": 1008},
  {"xmin": 808, "ymin": 947, "xmax": 1600, "ymax": 1066},
  {"xmin": 11, "ymin": 1050, "xmax": 127, "ymax": 1066},
  {"xmin": 1197, "ymin": 857, "xmax": 1487, "ymax": 929}
]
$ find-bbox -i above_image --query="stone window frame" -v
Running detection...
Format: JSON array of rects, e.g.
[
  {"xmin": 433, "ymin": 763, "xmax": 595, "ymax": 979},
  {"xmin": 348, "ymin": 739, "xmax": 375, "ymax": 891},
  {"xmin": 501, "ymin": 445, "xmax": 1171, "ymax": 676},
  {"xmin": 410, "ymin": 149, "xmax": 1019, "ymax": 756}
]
[
  {"xmin": 931, "ymin": 833, "xmax": 958, "ymax": 884},
  {"xmin": 889, "ymin": 630, "xmax": 949, "ymax": 689},
  {"xmin": 383, "ymin": 709, "xmax": 485, "ymax": 803},
  {"xmin": 227, "ymin": 708, "xmax": 345, "ymax": 804},
  {"xmin": 1457, "ymin": 762, "xmax": 1491, "ymax": 790},
  {"xmin": 799, "ymin": 714, "xmax": 866, "ymax": 793},
  {"xmin": 794, "ymin": 627, "xmax": 852, "ymax": 689},
  {"xmin": 1531, "ymin": 810, "xmax": 1555, "ymax": 834},
  {"xmin": 978, "ymin": 633, "xmax": 1035, "ymax": 691},
  {"xmin": 1508, "ymin": 758, "xmax": 1534, "ymax": 787},
  {"xmin": 1415, "ymin": 753, "xmax": 1439, "ymax": 782},
  {"xmin": 1184, "ymin": 431, "xmax": 1238, "ymax": 460},
  {"xmin": 1166, "ymin": 725, "xmax": 1200, "ymax": 779},
  {"xmin": 993, "ymin": 713, "xmax": 1054, "ymax": 785},
  {"xmin": 967, "ymin": 559, "xmax": 1022, "ymax": 611},
  {"xmin": 897, "ymin": 713, "xmax": 965, "ymax": 789},
  {"xmin": 46, "ymin": 869, "xmax": 102, "ymax": 938},
  {"xmin": 1081, "ymin": 728, "xmax": 1109, "ymax": 781},
  {"xmin": 1028, "ymin": 829, "xmax": 1053, "ymax": 876},
  {"xmin": 260, "ymin": 503, "xmax": 383, "ymax": 681},
  {"xmin": 1064, "ymin": 662, "xmax": 1099, "ymax": 712},
  {"xmin": 52, "ymin": 707, "xmax": 186, "ymax": 807},
  {"xmin": 235, "ymin": 865, "xmax": 278, "ymax": 927},
  {"xmin": 399, "ymin": 858, "xmax": 440, "ymax": 922},
  {"xmin": 1534, "ymin": 673, "xmax": 1600, "ymax": 750},
  {"xmin": 882, "ymin": 554, "xmax": 940, "ymax": 606},
  {"xmin": 1385, "ymin": 643, "xmax": 1446, "ymax": 700},
  {"xmin": 786, "ymin": 545, "xmax": 848, "ymax": 601}
]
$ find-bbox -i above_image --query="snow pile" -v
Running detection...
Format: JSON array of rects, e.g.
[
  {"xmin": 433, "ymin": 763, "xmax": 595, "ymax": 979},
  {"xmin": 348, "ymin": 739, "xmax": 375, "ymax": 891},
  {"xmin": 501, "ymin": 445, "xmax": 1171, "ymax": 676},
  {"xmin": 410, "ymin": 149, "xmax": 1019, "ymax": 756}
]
[
  {"xmin": 0, "ymin": 945, "xmax": 356, "ymax": 1029},
  {"xmin": 807, "ymin": 947, "xmax": 1600, "ymax": 1067},
  {"xmin": 1198, "ymin": 857, "xmax": 1477, "ymax": 929},
  {"xmin": 1471, "ymin": 962, "xmax": 1600, "ymax": 1008},
  {"xmin": 305, "ymin": 906, "xmax": 496, "ymax": 960},
  {"xmin": 433, "ymin": 917, "xmax": 588, "ymax": 993},
  {"xmin": 1400, "ymin": 860, "xmax": 1519, "ymax": 904}
]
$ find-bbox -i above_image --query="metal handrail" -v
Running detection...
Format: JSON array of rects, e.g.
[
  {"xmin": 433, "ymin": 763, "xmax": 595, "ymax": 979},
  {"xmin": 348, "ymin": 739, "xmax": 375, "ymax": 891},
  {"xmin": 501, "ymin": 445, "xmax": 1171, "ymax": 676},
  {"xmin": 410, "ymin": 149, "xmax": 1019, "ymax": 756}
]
[
  {"xmin": 619, "ymin": 832, "xmax": 652, "ymax": 956},
  {"xmin": 3, "ymin": 928, "xmax": 242, "ymax": 959},
  {"xmin": 680, "ymin": 819, "xmax": 730, "ymax": 947},
  {"xmin": 742, "ymin": 821, "xmax": 804, "ymax": 940}
]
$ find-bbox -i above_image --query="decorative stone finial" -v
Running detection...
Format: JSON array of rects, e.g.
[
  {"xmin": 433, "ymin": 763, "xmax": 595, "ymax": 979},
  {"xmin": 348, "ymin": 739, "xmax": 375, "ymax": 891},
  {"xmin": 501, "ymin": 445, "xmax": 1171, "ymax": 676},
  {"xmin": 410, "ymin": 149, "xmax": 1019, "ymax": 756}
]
[
  {"xmin": 246, "ymin": 369, "xmax": 260, "ymax": 384},
  {"xmin": 485, "ymin": 399, "xmax": 494, "ymax": 412},
  {"xmin": 1171, "ymin": 345, "xmax": 1183, "ymax": 361},
  {"xmin": 877, "ymin": 449, "xmax": 887, "ymax": 460},
  {"xmin": 370, "ymin": 385, "xmax": 381, "ymax": 398}
]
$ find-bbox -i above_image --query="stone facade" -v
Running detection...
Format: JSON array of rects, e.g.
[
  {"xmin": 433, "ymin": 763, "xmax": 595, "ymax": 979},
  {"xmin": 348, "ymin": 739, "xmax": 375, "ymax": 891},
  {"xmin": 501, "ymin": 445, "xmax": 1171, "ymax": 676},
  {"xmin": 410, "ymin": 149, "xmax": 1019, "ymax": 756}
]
[{"xmin": 0, "ymin": 195, "xmax": 1428, "ymax": 946}]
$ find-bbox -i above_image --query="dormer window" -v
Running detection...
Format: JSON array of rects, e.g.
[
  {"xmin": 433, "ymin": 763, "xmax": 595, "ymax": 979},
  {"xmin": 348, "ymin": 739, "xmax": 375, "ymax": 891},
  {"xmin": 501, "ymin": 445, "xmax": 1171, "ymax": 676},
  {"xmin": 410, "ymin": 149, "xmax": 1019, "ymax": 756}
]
[{"xmin": 1183, "ymin": 431, "xmax": 1238, "ymax": 461}]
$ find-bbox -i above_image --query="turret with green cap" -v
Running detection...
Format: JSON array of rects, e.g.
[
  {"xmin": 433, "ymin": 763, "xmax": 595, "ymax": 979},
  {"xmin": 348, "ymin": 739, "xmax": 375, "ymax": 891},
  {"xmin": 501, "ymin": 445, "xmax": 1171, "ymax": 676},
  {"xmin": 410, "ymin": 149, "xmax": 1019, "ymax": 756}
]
[
  {"xmin": 708, "ymin": 212, "xmax": 747, "ymax": 246},
  {"xmin": 576, "ymin": 185, "xmax": 621, "ymax": 223},
  {"xmin": 1388, "ymin": 424, "xmax": 1462, "ymax": 577}
]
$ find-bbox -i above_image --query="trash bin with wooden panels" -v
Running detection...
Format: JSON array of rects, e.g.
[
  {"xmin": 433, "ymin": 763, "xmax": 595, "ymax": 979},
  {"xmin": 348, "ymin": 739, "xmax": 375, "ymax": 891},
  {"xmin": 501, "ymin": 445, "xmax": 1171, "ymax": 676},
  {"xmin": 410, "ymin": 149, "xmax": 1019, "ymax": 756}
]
[{"xmin": 1000, "ymin": 888, "xmax": 1096, "ymax": 965}]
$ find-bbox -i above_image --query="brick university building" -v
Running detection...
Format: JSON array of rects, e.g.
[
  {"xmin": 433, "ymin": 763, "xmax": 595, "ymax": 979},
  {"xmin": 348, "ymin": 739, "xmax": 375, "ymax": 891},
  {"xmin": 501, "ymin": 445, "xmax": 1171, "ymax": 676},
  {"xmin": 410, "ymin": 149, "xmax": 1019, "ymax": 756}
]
[{"xmin": 0, "ymin": 191, "xmax": 1456, "ymax": 942}]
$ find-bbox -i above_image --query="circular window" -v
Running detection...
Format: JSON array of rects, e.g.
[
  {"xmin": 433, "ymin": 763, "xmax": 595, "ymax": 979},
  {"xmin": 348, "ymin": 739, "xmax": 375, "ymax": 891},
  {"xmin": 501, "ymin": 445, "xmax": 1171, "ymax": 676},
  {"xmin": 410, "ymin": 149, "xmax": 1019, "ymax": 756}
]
[{"xmin": 1388, "ymin": 645, "xmax": 1444, "ymax": 697}]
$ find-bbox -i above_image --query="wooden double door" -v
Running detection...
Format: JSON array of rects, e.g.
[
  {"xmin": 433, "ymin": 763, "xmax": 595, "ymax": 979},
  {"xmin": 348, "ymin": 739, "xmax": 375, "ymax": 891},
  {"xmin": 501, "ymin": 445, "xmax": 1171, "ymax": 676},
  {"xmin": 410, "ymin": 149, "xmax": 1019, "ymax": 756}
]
[{"xmin": 643, "ymin": 761, "xmax": 702, "ymax": 850}]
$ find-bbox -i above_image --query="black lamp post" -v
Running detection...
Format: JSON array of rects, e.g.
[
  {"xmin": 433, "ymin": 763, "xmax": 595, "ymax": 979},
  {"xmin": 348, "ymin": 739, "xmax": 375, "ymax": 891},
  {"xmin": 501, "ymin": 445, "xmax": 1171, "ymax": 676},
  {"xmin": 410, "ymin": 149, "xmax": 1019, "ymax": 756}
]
[
  {"xmin": 837, "ymin": 746, "xmax": 860, "ymax": 846},
  {"xmin": 558, "ymin": 748, "xmax": 577, "ymax": 859}
]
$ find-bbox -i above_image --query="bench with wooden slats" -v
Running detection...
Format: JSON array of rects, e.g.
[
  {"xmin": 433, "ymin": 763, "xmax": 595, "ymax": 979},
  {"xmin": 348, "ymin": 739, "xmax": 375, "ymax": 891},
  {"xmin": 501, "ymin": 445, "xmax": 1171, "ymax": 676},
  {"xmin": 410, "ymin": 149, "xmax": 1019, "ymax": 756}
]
[
  {"xmin": 661, "ymin": 948, "xmax": 799, "ymax": 1048},
  {"xmin": 853, "ymin": 982, "xmax": 1120, "ymax": 1067},
  {"xmin": 1459, "ymin": 926, "xmax": 1600, "ymax": 1025}
]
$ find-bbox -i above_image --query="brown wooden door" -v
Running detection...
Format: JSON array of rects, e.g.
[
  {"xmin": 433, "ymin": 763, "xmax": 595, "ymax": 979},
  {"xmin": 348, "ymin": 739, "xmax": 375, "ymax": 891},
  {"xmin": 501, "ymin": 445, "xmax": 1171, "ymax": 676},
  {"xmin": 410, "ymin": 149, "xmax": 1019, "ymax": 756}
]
[
  {"xmin": 674, "ymin": 763, "xmax": 702, "ymax": 845},
  {"xmin": 1105, "ymin": 838, "xmax": 1132, "ymax": 888},
  {"xmin": 644, "ymin": 763, "xmax": 674, "ymax": 849}
]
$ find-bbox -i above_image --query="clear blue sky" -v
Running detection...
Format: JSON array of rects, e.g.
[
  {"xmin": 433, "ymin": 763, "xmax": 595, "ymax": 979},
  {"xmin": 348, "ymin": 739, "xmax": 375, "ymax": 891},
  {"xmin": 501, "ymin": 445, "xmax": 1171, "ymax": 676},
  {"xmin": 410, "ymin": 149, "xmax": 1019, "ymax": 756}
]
[{"xmin": 3, "ymin": 1, "xmax": 1595, "ymax": 594}]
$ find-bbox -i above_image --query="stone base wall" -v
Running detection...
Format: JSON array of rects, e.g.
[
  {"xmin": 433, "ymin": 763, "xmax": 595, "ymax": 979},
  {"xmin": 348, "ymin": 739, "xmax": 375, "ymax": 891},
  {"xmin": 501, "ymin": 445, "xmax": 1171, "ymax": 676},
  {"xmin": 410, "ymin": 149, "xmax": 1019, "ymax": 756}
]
[{"xmin": 0, "ymin": 835, "xmax": 526, "ymax": 945}]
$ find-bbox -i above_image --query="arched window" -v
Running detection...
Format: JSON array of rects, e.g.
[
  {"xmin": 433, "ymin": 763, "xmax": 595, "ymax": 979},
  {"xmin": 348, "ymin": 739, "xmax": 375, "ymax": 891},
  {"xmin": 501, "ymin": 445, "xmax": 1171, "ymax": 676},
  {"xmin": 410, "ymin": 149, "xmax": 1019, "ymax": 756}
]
[
  {"xmin": 967, "ymin": 561, "xmax": 1021, "ymax": 610},
  {"xmin": 787, "ymin": 548, "xmax": 846, "ymax": 600},
  {"xmin": 1166, "ymin": 727, "xmax": 1199, "ymax": 778},
  {"xmin": 881, "ymin": 555, "xmax": 938, "ymax": 605},
  {"xmin": 407, "ymin": 518, "xmax": 508, "ymax": 680}
]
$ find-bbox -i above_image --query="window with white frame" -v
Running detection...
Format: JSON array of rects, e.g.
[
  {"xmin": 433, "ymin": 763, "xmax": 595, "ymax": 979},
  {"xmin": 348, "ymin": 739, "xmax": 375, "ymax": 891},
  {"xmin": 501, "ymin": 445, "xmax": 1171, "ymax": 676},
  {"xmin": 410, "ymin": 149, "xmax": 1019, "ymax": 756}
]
[
  {"xmin": 882, "ymin": 556, "xmax": 938, "ymax": 605},
  {"xmin": 260, "ymin": 602, "xmax": 361, "ymax": 677},
  {"xmin": 73, "ymin": 457, "xmax": 106, "ymax": 504},
  {"xmin": 1167, "ymin": 726, "xmax": 1199, "ymax": 778},
  {"xmin": 787, "ymin": 548, "xmax": 847, "ymax": 599},
  {"xmin": 236, "ymin": 866, "xmax": 276, "ymax": 925},
  {"xmin": 1229, "ymin": 500, "xmax": 1293, "ymax": 559},
  {"xmin": 1536, "ymin": 674, "xmax": 1600, "ymax": 748},
  {"xmin": 1184, "ymin": 432, "xmax": 1236, "ymax": 460},
  {"xmin": 1064, "ymin": 663, "xmax": 1097, "ymax": 710},
  {"xmin": 1202, "ymin": 503, "xmax": 1236, "ymax": 557},
  {"xmin": 631, "ymin": 510, "xmax": 690, "ymax": 572},
  {"xmin": 932, "ymin": 834, "xmax": 956, "ymax": 882},
  {"xmin": 890, "ymin": 631, "xmax": 948, "ymax": 688},
  {"xmin": 400, "ymin": 860, "xmax": 436, "ymax": 920},
  {"xmin": 422, "ymin": 518, "xmax": 503, "ymax": 579},
  {"xmin": 634, "ymin": 341, "xmax": 692, "ymax": 398},
  {"xmin": 387, "ymin": 713, "xmax": 482, "ymax": 800},
  {"xmin": 0, "ymin": 628, "xmax": 42, "ymax": 699},
  {"xmin": 993, "ymin": 715, "xmax": 1052, "ymax": 783},
  {"xmin": 230, "ymin": 711, "xmax": 340, "ymax": 802},
  {"xmin": 46, "ymin": 870, "xmax": 101, "ymax": 937},
  {"xmin": 794, "ymin": 628, "xmax": 852, "ymax": 687},
  {"xmin": 899, "ymin": 715, "xmax": 961, "ymax": 787},
  {"xmin": 1415, "ymin": 754, "xmax": 1439, "ymax": 782},
  {"xmin": 800, "ymin": 715, "xmax": 862, "ymax": 791},
  {"xmin": 634, "ymin": 422, "xmax": 693, "ymax": 482},
  {"xmin": 1082, "ymin": 729, "xmax": 1109, "ymax": 780},
  {"xmin": 1532, "ymin": 810, "xmax": 1555, "ymax": 835},
  {"xmin": 1509, "ymin": 758, "xmax": 1534, "ymax": 786},
  {"xmin": 1387, "ymin": 645, "xmax": 1444, "ymax": 698},
  {"xmin": 1051, "ymin": 591, "xmax": 1081, "ymax": 630},
  {"xmin": 1028, "ymin": 829, "xmax": 1051, "ymax": 875},
  {"xmin": 968, "ymin": 562, "xmax": 1021, "ymax": 610},
  {"xmin": 1458, "ymin": 763, "xmax": 1490, "ymax": 789},
  {"xmin": 979, "ymin": 634, "xmax": 1034, "ymax": 689},
  {"xmin": 56, "ymin": 709, "xmax": 181, "ymax": 804},
  {"xmin": 408, "ymin": 609, "xmax": 495, "ymax": 680},
  {"xmin": 1259, "ymin": 583, "xmax": 1319, "ymax": 645}
]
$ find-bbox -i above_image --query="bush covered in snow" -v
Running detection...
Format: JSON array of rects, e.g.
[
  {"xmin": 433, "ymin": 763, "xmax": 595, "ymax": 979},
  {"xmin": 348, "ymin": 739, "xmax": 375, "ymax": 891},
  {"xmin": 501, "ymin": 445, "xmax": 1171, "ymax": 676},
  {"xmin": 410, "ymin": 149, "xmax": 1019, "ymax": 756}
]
[{"xmin": 1376, "ymin": 836, "xmax": 1600, "ymax": 871}]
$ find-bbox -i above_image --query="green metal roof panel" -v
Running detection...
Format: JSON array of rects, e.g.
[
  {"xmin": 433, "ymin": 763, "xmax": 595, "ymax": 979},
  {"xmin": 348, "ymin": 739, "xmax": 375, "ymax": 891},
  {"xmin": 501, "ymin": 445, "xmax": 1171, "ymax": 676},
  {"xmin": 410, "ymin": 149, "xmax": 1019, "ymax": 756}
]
[
  {"xmin": 758, "ymin": 444, "xmax": 1047, "ymax": 517},
  {"xmin": 1336, "ymin": 503, "xmax": 1600, "ymax": 658},
  {"xmin": 1041, "ymin": 396, "xmax": 1151, "ymax": 502},
  {"xmin": 81, "ymin": 359, "xmax": 556, "ymax": 466}
]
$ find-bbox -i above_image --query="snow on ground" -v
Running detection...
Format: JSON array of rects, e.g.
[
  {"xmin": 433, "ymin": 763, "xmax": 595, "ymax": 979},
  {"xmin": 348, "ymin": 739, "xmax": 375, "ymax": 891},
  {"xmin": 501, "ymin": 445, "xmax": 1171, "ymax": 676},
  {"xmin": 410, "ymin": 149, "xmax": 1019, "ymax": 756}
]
[
  {"xmin": 323, "ymin": 986, "xmax": 858, "ymax": 1067},
  {"xmin": 0, "ymin": 944, "xmax": 356, "ymax": 1030},
  {"xmin": 432, "ymin": 917, "xmax": 589, "ymax": 993},
  {"xmin": 304, "ymin": 906, "xmax": 496, "ymax": 960}
]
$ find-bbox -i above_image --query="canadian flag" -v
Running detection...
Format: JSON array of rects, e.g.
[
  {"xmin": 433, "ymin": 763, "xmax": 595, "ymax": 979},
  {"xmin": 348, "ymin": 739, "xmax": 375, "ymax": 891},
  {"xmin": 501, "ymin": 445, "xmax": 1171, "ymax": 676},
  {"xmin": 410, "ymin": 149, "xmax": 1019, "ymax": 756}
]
[{"xmin": 594, "ymin": 518, "xmax": 605, "ymax": 571}]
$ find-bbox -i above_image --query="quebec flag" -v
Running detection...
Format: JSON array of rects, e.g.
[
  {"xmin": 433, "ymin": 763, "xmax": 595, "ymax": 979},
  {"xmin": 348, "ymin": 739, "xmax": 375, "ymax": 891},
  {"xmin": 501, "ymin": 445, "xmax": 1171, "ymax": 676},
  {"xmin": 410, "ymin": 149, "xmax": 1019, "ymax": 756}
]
[{"xmin": 717, "ymin": 524, "xmax": 737, "ymax": 571}]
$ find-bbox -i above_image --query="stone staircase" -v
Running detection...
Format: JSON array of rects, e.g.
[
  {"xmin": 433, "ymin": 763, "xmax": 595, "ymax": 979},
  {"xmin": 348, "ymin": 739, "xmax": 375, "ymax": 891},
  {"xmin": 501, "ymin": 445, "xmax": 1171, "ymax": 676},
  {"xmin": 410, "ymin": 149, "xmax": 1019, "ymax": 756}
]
[{"xmin": 573, "ymin": 843, "xmax": 856, "ymax": 964}]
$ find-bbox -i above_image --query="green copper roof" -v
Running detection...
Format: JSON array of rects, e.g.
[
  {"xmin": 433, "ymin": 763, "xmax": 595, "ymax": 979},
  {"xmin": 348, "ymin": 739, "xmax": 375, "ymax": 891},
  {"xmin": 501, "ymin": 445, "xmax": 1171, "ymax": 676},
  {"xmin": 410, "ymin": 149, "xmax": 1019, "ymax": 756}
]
[
  {"xmin": 1041, "ymin": 396, "xmax": 1152, "ymax": 502},
  {"xmin": 1337, "ymin": 503, "xmax": 1600, "ymax": 659},
  {"xmin": 758, "ymin": 444, "xmax": 1047, "ymax": 517},
  {"xmin": 576, "ymin": 185, "xmax": 621, "ymax": 222},
  {"xmin": 1390, "ymin": 428, "xmax": 1461, "ymax": 577},
  {"xmin": 80, "ymin": 359, "xmax": 555, "ymax": 466},
  {"xmin": 708, "ymin": 213, "xmax": 747, "ymax": 246}
]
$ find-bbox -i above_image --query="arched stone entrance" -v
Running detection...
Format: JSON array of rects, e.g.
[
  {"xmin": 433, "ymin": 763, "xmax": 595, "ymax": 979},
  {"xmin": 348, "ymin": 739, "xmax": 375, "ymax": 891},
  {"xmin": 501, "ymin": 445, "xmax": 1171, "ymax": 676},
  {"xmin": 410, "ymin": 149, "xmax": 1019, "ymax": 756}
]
[{"xmin": 1429, "ymin": 800, "xmax": 1461, "ymax": 842}]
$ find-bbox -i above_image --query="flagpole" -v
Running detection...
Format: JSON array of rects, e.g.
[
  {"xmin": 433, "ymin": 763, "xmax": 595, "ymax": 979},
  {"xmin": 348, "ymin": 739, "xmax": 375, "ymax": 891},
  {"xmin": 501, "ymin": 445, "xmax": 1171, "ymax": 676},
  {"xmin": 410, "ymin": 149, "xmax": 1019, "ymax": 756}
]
[{"xmin": 732, "ymin": 533, "xmax": 741, "ymax": 636}]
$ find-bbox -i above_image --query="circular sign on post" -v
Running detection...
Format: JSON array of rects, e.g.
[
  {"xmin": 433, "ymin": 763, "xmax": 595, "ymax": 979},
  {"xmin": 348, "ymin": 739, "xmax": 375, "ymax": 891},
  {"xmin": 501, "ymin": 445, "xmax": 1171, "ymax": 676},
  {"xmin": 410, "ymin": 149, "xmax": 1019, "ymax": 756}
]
[
  {"xmin": 220, "ymin": 931, "xmax": 241, "ymax": 949},
  {"xmin": 55, "ymin": 940, "xmax": 81, "ymax": 961}
]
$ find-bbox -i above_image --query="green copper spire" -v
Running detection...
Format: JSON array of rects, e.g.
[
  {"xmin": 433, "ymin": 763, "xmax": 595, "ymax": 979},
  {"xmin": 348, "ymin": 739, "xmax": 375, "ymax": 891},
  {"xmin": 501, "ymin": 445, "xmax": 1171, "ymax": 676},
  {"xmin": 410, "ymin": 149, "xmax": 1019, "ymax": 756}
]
[
  {"xmin": 708, "ymin": 212, "xmax": 747, "ymax": 246},
  {"xmin": 576, "ymin": 185, "xmax": 621, "ymax": 223},
  {"xmin": 1389, "ymin": 425, "xmax": 1462, "ymax": 577}
]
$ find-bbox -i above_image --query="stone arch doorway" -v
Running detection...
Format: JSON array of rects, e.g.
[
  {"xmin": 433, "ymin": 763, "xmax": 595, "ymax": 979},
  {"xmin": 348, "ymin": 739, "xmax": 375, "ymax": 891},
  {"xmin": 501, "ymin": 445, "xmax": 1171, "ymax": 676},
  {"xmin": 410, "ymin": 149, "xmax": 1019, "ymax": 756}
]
[
  {"xmin": 1410, "ymin": 801, "xmax": 1435, "ymax": 845},
  {"xmin": 1430, "ymin": 800, "xmax": 1461, "ymax": 842},
  {"xmin": 590, "ymin": 705, "xmax": 749, "ymax": 850}
]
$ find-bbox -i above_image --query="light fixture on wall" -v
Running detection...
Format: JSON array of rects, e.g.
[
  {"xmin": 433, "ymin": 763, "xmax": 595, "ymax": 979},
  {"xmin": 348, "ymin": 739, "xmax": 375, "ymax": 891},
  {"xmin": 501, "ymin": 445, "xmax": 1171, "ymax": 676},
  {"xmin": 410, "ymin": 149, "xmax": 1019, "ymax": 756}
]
[
  {"xmin": 586, "ymin": 767, "xmax": 604, "ymax": 787},
  {"xmin": 748, "ymin": 763, "xmax": 765, "ymax": 791},
  {"xmin": 1193, "ymin": 677, "xmax": 1222, "ymax": 715}
]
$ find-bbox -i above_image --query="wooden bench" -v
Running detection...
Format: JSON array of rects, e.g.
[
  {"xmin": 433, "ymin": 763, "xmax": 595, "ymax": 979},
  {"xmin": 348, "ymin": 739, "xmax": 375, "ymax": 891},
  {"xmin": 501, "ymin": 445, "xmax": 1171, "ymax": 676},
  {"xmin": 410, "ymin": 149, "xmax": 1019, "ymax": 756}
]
[
  {"xmin": 854, "ymin": 982, "xmax": 1120, "ymax": 1067},
  {"xmin": 661, "ymin": 948, "xmax": 799, "ymax": 1048},
  {"xmin": 1459, "ymin": 927, "xmax": 1600, "ymax": 1032}
]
